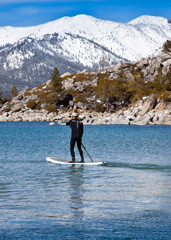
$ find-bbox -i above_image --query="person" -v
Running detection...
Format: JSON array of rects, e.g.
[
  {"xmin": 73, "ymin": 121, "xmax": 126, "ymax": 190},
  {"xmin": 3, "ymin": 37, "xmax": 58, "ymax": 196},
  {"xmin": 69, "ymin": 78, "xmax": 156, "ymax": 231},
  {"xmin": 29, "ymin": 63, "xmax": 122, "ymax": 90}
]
[{"xmin": 66, "ymin": 112, "xmax": 84, "ymax": 163}]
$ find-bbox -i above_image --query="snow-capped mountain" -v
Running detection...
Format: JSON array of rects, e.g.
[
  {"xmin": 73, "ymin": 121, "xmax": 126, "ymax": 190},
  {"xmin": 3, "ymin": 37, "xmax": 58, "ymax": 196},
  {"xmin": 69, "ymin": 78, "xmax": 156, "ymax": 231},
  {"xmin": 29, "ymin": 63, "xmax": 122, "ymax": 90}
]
[{"xmin": 0, "ymin": 14, "xmax": 171, "ymax": 96}]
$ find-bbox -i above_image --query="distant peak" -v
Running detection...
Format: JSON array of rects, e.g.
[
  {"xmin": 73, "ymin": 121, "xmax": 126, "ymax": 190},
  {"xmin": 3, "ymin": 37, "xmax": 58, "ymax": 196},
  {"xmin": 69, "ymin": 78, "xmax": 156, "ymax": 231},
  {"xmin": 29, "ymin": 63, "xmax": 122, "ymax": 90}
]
[{"xmin": 128, "ymin": 15, "xmax": 168, "ymax": 25}]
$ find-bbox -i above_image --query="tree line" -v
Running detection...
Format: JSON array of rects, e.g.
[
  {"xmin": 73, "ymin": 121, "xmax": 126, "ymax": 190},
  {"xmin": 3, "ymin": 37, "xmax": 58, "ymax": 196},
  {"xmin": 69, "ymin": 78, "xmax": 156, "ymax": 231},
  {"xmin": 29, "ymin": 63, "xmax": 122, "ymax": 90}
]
[
  {"xmin": 48, "ymin": 40, "xmax": 171, "ymax": 112},
  {"xmin": 1, "ymin": 40, "xmax": 171, "ymax": 112},
  {"xmin": 0, "ymin": 84, "xmax": 18, "ymax": 104}
]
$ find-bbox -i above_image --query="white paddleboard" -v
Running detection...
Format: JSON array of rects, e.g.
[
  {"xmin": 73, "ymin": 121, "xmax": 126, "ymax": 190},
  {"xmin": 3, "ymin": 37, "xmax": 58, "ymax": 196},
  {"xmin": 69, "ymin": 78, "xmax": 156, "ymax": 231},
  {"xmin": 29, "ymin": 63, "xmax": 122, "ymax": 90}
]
[{"xmin": 46, "ymin": 157, "xmax": 105, "ymax": 165}]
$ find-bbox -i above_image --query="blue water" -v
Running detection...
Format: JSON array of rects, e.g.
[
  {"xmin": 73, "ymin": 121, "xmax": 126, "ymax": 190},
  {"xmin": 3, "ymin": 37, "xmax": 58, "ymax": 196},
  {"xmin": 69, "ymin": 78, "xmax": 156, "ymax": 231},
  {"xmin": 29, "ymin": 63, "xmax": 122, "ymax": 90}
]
[{"xmin": 0, "ymin": 122, "xmax": 171, "ymax": 240}]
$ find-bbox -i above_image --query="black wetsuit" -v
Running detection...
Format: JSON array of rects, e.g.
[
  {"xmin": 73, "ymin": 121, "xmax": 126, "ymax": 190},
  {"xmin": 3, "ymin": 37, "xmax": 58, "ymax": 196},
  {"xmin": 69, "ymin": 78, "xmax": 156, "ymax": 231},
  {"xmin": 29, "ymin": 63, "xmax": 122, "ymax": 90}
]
[{"xmin": 66, "ymin": 119, "xmax": 84, "ymax": 160}]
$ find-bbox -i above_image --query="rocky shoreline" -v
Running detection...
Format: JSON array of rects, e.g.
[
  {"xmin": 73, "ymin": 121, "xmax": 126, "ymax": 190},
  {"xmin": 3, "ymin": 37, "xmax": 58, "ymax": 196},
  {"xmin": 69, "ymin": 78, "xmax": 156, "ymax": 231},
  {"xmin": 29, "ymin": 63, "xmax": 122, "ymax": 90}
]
[
  {"xmin": 0, "ymin": 94, "xmax": 171, "ymax": 125},
  {"xmin": 1, "ymin": 52, "xmax": 171, "ymax": 125}
]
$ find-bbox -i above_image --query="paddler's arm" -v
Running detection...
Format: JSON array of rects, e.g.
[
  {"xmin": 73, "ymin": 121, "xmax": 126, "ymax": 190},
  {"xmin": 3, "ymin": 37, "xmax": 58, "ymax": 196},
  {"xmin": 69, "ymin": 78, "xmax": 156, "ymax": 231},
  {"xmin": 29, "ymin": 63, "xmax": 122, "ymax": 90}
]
[{"xmin": 66, "ymin": 120, "xmax": 71, "ymax": 126}]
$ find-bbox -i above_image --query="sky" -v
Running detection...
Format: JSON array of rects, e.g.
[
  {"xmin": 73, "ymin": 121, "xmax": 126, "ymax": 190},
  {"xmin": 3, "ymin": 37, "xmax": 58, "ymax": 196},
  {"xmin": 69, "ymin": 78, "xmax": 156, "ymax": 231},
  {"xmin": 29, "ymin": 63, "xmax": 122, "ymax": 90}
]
[{"xmin": 0, "ymin": 0, "xmax": 171, "ymax": 27}]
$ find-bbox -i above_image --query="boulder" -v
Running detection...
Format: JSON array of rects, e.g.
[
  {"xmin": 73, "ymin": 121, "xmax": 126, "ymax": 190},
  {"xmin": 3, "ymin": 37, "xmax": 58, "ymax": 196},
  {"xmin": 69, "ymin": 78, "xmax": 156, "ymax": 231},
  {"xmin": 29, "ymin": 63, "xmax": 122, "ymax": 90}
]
[
  {"xmin": 77, "ymin": 102, "xmax": 86, "ymax": 109},
  {"xmin": 124, "ymin": 109, "xmax": 132, "ymax": 116},
  {"xmin": 74, "ymin": 81, "xmax": 81, "ymax": 87},
  {"xmin": 2, "ymin": 112, "xmax": 9, "ymax": 118},
  {"xmin": 0, "ymin": 116, "xmax": 5, "ymax": 121},
  {"xmin": 137, "ymin": 58, "xmax": 149, "ymax": 69},
  {"xmin": 0, "ymin": 102, "xmax": 10, "ymax": 113},
  {"xmin": 134, "ymin": 121, "xmax": 145, "ymax": 126},
  {"xmin": 61, "ymin": 72, "xmax": 71, "ymax": 78},
  {"xmin": 140, "ymin": 114, "xmax": 152, "ymax": 125},
  {"xmin": 29, "ymin": 94, "xmax": 38, "ymax": 100},
  {"xmin": 131, "ymin": 108, "xmax": 140, "ymax": 117},
  {"xmin": 139, "ymin": 94, "xmax": 157, "ymax": 115},
  {"xmin": 80, "ymin": 69, "xmax": 89, "ymax": 74},
  {"xmin": 127, "ymin": 116, "xmax": 136, "ymax": 121},
  {"xmin": 12, "ymin": 103, "xmax": 24, "ymax": 112},
  {"xmin": 157, "ymin": 116, "xmax": 171, "ymax": 125},
  {"xmin": 141, "ymin": 68, "xmax": 148, "ymax": 77},
  {"xmin": 48, "ymin": 112, "xmax": 57, "ymax": 119},
  {"xmin": 163, "ymin": 117, "xmax": 171, "ymax": 125},
  {"xmin": 162, "ymin": 66, "xmax": 170, "ymax": 75},
  {"xmin": 153, "ymin": 114, "xmax": 159, "ymax": 123},
  {"xmin": 161, "ymin": 59, "xmax": 171, "ymax": 68},
  {"xmin": 135, "ymin": 115, "xmax": 142, "ymax": 122},
  {"xmin": 154, "ymin": 100, "xmax": 165, "ymax": 112},
  {"xmin": 7, "ymin": 115, "xmax": 14, "ymax": 122},
  {"xmin": 83, "ymin": 81, "xmax": 91, "ymax": 86},
  {"xmin": 78, "ymin": 114, "xmax": 86, "ymax": 120},
  {"xmin": 144, "ymin": 74, "xmax": 154, "ymax": 82},
  {"xmin": 91, "ymin": 77, "xmax": 98, "ymax": 86},
  {"xmin": 75, "ymin": 85, "xmax": 84, "ymax": 93},
  {"xmin": 92, "ymin": 119, "xmax": 101, "ymax": 125},
  {"xmin": 119, "ymin": 118, "xmax": 130, "ymax": 125},
  {"xmin": 13, "ymin": 117, "xmax": 22, "ymax": 122},
  {"xmin": 68, "ymin": 100, "xmax": 74, "ymax": 107},
  {"xmin": 121, "ymin": 62, "xmax": 130, "ymax": 68},
  {"xmin": 149, "ymin": 65, "xmax": 156, "ymax": 75},
  {"xmin": 114, "ymin": 63, "xmax": 122, "ymax": 71},
  {"xmin": 167, "ymin": 95, "xmax": 171, "ymax": 102},
  {"xmin": 125, "ymin": 72, "xmax": 133, "ymax": 80},
  {"xmin": 62, "ymin": 78, "xmax": 74, "ymax": 90},
  {"xmin": 100, "ymin": 118, "xmax": 108, "ymax": 124},
  {"xmin": 49, "ymin": 122, "xmax": 55, "ymax": 126},
  {"xmin": 134, "ymin": 99, "xmax": 143, "ymax": 108},
  {"xmin": 28, "ymin": 117, "xmax": 37, "ymax": 122},
  {"xmin": 46, "ymin": 80, "xmax": 51, "ymax": 86},
  {"xmin": 106, "ymin": 65, "xmax": 115, "ymax": 73},
  {"xmin": 10, "ymin": 94, "xmax": 23, "ymax": 104},
  {"xmin": 156, "ymin": 53, "xmax": 171, "ymax": 62},
  {"xmin": 110, "ymin": 112, "xmax": 117, "ymax": 119}
]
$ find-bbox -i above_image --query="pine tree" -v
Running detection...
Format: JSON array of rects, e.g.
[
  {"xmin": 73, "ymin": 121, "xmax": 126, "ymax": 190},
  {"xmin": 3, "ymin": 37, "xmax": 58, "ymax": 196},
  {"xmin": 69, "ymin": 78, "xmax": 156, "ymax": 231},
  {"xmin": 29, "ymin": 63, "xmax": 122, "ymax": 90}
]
[
  {"xmin": 111, "ymin": 68, "xmax": 129, "ymax": 104},
  {"xmin": 129, "ymin": 74, "xmax": 151, "ymax": 102},
  {"xmin": 50, "ymin": 67, "xmax": 62, "ymax": 106},
  {"xmin": 153, "ymin": 67, "xmax": 167, "ymax": 93},
  {"xmin": 11, "ymin": 84, "xmax": 18, "ymax": 98},
  {"xmin": 94, "ymin": 73, "xmax": 110, "ymax": 111},
  {"xmin": 162, "ymin": 40, "xmax": 171, "ymax": 54},
  {"xmin": 51, "ymin": 67, "xmax": 62, "ymax": 93}
]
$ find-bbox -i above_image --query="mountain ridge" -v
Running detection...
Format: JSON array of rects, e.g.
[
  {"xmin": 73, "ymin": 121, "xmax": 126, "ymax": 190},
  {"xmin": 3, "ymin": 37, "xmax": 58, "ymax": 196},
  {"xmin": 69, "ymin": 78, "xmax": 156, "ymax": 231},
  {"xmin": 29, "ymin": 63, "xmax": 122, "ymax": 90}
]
[{"xmin": 0, "ymin": 14, "xmax": 171, "ymax": 97}]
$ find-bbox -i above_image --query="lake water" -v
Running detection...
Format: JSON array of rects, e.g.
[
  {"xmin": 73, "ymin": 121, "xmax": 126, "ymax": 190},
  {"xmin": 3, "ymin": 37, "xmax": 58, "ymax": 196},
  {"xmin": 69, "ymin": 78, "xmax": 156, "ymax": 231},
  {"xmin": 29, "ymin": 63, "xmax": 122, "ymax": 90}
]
[{"xmin": 0, "ymin": 122, "xmax": 171, "ymax": 239}]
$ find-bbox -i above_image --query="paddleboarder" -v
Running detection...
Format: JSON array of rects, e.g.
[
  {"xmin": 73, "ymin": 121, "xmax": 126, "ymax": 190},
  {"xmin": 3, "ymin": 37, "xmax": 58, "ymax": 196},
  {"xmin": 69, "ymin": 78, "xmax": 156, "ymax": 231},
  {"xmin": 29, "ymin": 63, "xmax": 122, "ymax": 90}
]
[{"xmin": 66, "ymin": 112, "xmax": 84, "ymax": 163}]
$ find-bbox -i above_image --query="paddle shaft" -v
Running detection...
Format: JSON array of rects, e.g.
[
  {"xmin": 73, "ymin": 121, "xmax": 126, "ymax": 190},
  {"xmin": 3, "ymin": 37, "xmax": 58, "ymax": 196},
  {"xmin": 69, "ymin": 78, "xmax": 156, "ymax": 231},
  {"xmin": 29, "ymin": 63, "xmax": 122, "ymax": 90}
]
[{"xmin": 81, "ymin": 143, "xmax": 94, "ymax": 162}]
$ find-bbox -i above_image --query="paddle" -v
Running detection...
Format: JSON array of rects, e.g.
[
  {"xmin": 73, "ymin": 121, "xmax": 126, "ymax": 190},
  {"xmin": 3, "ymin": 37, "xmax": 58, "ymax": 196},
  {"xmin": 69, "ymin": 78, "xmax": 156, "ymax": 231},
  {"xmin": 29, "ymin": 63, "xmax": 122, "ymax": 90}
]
[{"xmin": 81, "ymin": 143, "xmax": 94, "ymax": 162}]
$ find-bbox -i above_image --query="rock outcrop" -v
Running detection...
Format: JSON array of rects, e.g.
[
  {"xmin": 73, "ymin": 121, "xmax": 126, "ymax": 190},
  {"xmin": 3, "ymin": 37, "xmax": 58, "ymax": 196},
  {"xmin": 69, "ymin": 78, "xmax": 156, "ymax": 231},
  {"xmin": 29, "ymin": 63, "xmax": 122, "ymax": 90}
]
[
  {"xmin": 0, "ymin": 52, "xmax": 171, "ymax": 125},
  {"xmin": 0, "ymin": 93, "xmax": 171, "ymax": 125},
  {"xmin": 105, "ymin": 52, "xmax": 171, "ymax": 83}
]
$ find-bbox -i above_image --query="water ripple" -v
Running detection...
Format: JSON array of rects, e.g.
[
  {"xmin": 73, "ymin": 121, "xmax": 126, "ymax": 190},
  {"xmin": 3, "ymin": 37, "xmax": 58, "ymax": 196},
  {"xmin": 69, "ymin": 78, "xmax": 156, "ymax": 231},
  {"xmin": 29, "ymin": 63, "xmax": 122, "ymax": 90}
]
[
  {"xmin": 104, "ymin": 162, "xmax": 171, "ymax": 171},
  {"xmin": 0, "ymin": 122, "xmax": 171, "ymax": 239}
]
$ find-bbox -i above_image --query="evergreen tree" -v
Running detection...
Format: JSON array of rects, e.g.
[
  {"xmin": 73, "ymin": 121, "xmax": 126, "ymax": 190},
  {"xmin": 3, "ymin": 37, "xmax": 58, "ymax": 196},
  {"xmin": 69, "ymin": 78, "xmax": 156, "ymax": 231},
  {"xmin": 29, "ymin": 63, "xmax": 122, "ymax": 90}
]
[
  {"xmin": 153, "ymin": 67, "xmax": 167, "ymax": 93},
  {"xmin": 51, "ymin": 67, "xmax": 62, "ymax": 93},
  {"xmin": 129, "ymin": 72, "xmax": 151, "ymax": 102},
  {"xmin": 162, "ymin": 40, "xmax": 171, "ymax": 54},
  {"xmin": 94, "ymin": 73, "xmax": 110, "ymax": 111},
  {"xmin": 50, "ymin": 67, "xmax": 62, "ymax": 106},
  {"xmin": 110, "ymin": 68, "xmax": 129, "ymax": 104},
  {"xmin": 11, "ymin": 84, "xmax": 18, "ymax": 98}
]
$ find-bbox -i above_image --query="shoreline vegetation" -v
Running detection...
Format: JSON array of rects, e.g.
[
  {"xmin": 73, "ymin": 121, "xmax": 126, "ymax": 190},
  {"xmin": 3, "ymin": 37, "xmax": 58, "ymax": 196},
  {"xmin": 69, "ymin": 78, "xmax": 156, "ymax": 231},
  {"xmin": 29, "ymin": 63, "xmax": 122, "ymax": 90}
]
[
  {"xmin": 0, "ymin": 95, "xmax": 171, "ymax": 126},
  {"xmin": 0, "ymin": 45, "xmax": 171, "ymax": 125}
]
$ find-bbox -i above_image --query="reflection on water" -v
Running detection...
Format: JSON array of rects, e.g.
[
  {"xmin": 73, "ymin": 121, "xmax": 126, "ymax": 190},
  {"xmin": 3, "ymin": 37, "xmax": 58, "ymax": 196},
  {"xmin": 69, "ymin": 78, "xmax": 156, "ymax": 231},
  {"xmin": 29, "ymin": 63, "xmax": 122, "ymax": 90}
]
[{"xmin": 67, "ymin": 166, "xmax": 85, "ymax": 220}]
